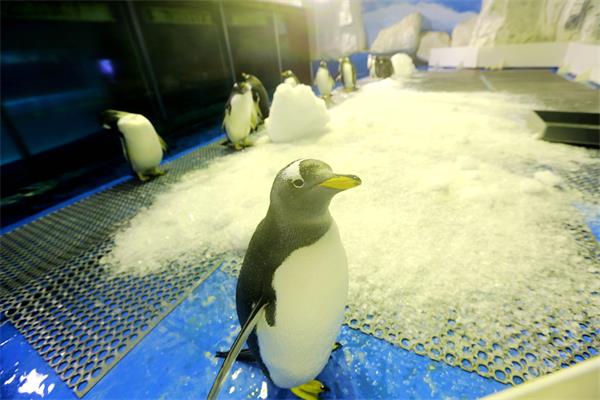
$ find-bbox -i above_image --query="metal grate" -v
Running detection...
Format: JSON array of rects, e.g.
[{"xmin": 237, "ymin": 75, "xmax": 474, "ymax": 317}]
[{"xmin": 0, "ymin": 140, "xmax": 233, "ymax": 397}]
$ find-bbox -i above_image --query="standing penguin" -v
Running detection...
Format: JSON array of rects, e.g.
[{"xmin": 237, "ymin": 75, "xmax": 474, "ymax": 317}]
[
  {"xmin": 367, "ymin": 54, "xmax": 376, "ymax": 78},
  {"xmin": 209, "ymin": 159, "xmax": 361, "ymax": 400},
  {"xmin": 337, "ymin": 57, "xmax": 357, "ymax": 92},
  {"xmin": 281, "ymin": 70, "xmax": 300, "ymax": 87},
  {"xmin": 100, "ymin": 110, "xmax": 167, "ymax": 181},
  {"xmin": 375, "ymin": 56, "xmax": 394, "ymax": 79},
  {"xmin": 314, "ymin": 61, "xmax": 335, "ymax": 101},
  {"xmin": 242, "ymin": 72, "xmax": 270, "ymax": 122},
  {"xmin": 223, "ymin": 82, "xmax": 257, "ymax": 150}
]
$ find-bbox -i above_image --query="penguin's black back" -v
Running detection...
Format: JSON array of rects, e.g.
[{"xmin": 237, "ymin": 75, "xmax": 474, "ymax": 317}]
[
  {"xmin": 245, "ymin": 74, "xmax": 270, "ymax": 118},
  {"xmin": 236, "ymin": 211, "xmax": 332, "ymax": 379}
]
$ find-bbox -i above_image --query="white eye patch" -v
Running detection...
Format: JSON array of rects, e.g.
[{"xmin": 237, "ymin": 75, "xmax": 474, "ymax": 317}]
[{"xmin": 280, "ymin": 159, "xmax": 304, "ymax": 182}]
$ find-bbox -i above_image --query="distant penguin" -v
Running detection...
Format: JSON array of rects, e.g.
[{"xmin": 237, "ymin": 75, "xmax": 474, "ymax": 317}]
[
  {"xmin": 375, "ymin": 56, "xmax": 393, "ymax": 79},
  {"xmin": 242, "ymin": 72, "xmax": 270, "ymax": 122},
  {"xmin": 101, "ymin": 110, "xmax": 167, "ymax": 181},
  {"xmin": 209, "ymin": 159, "xmax": 362, "ymax": 400},
  {"xmin": 314, "ymin": 60, "xmax": 335, "ymax": 100},
  {"xmin": 367, "ymin": 54, "xmax": 376, "ymax": 78},
  {"xmin": 223, "ymin": 82, "xmax": 256, "ymax": 150},
  {"xmin": 337, "ymin": 57, "xmax": 357, "ymax": 91},
  {"xmin": 281, "ymin": 70, "xmax": 300, "ymax": 87}
]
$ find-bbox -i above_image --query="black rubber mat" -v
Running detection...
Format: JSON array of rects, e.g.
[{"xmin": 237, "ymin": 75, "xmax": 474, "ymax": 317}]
[{"xmin": 0, "ymin": 141, "xmax": 233, "ymax": 397}]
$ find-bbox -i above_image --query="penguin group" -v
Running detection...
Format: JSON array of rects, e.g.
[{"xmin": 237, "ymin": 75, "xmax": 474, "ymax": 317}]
[{"xmin": 209, "ymin": 159, "xmax": 361, "ymax": 400}]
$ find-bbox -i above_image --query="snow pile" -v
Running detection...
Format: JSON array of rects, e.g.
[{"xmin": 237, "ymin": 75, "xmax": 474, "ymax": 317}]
[
  {"xmin": 451, "ymin": 15, "xmax": 477, "ymax": 47},
  {"xmin": 416, "ymin": 31, "xmax": 450, "ymax": 61},
  {"xmin": 371, "ymin": 12, "xmax": 422, "ymax": 54},
  {"xmin": 102, "ymin": 80, "xmax": 597, "ymax": 352},
  {"xmin": 266, "ymin": 83, "xmax": 329, "ymax": 143},
  {"xmin": 391, "ymin": 53, "xmax": 416, "ymax": 79}
]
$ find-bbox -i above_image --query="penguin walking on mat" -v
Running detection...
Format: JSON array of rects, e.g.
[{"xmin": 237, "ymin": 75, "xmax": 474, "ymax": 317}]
[
  {"xmin": 223, "ymin": 82, "xmax": 258, "ymax": 150},
  {"xmin": 208, "ymin": 159, "xmax": 362, "ymax": 400},
  {"xmin": 314, "ymin": 61, "xmax": 335, "ymax": 102},
  {"xmin": 337, "ymin": 57, "xmax": 357, "ymax": 92},
  {"xmin": 100, "ymin": 110, "xmax": 167, "ymax": 181}
]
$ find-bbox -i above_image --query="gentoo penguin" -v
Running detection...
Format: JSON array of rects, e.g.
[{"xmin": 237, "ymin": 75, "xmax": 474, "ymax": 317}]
[
  {"xmin": 314, "ymin": 60, "xmax": 335, "ymax": 101},
  {"xmin": 281, "ymin": 70, "xmax": 300, "ymax": 87},
  {"xmin": 100, "ymin": 109, "xmax": 167, "ymax": 181},
  {"xmin": 375, "ymin": 56, "xmax": 393, "ymax": 79},
  {"xmin": 223, "ymin": 82, "xmax": 257, "ymax": 150},
  {"xmin": 367, "ymin": 54, "xmax": 376, "ymax": 78},
  {"xmin": 209, "ymin": 159, "xmax": 361, "ymax": 400},
  {"xmin": 337, "ymin": 57, "xmax": 357, "ymax": 91},
  {"xmin": 242, "ymin": 72, "xmax": 270, "ymax": 122}
]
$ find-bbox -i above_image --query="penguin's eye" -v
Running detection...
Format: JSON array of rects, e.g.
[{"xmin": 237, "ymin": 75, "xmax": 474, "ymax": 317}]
[{"xmin": 292, "ymin": 178, "xmax": 304, "ymax": 188}]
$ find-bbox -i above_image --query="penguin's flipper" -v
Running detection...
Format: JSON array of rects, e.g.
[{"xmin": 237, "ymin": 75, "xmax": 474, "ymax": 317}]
[
  {"xmin": 215, "ymin": 348, "xmax": 256, "ymax": 363},
  {"xmin": 158, "ymin": 135, "xmax": 168, "ymax": 152},
  {"xmin": 208, "ymin": 301, "xmax": 267, "ymax": 400},
  {"xmin": 291, "ymin": 380, "xmax": 329, "ymax": 400}
]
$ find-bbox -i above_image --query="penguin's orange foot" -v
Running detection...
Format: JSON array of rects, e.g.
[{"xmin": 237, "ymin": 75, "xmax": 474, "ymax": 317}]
[
  {"xmin": 136, "ymin": 172, "xmax": 150, "ymax": 182},
  {"xmin": 290, "ymin": 380, "xmax": 329, "ymax": 400},
  {"xmin": 150, "ymin": 167, "xmax": 166, "ymax": 177}
]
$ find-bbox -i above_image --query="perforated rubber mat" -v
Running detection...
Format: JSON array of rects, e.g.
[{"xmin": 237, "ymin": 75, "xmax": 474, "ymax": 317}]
[{"xmin": 0, "ymin": 140, "xmax": 234, "ymax": 397}]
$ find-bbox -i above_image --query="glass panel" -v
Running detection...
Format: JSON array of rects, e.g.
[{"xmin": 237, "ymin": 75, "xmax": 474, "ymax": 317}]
[
  {"xmin": 0, "ymin": 1, "xmax": 154, "ymax": 156},
  {"xmin": 133, "ymin": 1, "xmax": 231, "ymax": 128}
]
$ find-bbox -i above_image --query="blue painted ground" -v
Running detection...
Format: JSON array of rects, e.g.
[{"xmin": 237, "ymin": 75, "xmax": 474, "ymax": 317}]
[{"xmin": 1, "ymin": 269, "xmax": 507, "ymax": 400}]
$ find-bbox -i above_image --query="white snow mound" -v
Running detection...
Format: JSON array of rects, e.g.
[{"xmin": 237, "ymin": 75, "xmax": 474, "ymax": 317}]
[
  {"xmin": 266, "ymin": 83, "xmax": 330, "ymax": 143},
  {"xmin": 391, "ymin": 53, "xmax": 416, "ymax": 79}
]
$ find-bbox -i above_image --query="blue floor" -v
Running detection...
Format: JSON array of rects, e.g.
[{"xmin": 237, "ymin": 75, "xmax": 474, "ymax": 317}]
[{"xmin": 1, "ymin": 269, "xmax": 507, "ymax": 400}]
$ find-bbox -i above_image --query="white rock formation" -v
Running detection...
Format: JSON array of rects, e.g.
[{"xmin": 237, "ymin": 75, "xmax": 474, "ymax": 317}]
[
  {"xmin": 469, "ymin": 0, "xmax": 600, "ymax": 47},
  {"xmin": 417, "ymin": 31, "xmax": 450, "ymax": 61},
  {"xmin": 371, "ymin": 12, "xmax": 422, "ymax": 53},
  {"xmin": 556, "ymin": 0, "xmax": 600, "ymax": 43},
  {"xmin": 363, "ymin": 2, "xmax": 476, "ymax": 47},
  {"xmin": 451, "ymin": 15, "xmax": 478, "ymax": 47}
]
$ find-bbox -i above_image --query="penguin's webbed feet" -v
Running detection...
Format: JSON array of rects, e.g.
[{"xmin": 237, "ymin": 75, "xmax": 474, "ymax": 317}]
[
  {"xmin": 136, "ymin": 172, "xmax": 150, "ymax": 182},
  {"xmin": 291, "ymin": 380, "xmax": 329, "ymax": 400},
  {"xmin": 150, "ymin": 167, "xmax": 166, "ymax": 177}
]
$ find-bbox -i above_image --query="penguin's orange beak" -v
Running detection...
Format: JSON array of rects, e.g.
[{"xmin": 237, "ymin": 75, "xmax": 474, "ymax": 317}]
[{"xmin": 319, "ymin": 174, "xmax": 362, "ymax": 190}]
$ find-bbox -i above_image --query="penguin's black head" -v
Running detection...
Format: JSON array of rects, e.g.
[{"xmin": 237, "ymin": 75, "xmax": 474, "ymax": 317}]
[
  {"xmin": 231, "ymin": 82, "xmax": 249, "ymax": 94},
  {"xmin": 319, "ymin": 60, "xmax": 328, "ymax": 68},
  {"xmin": 269, "ymin": 159, "xmax": 361, "ymax": 220},
  {"xmin": 281, "ymin": 70, "xmax": 292, "ymax": 78},
  {"xmin": 241, "ymin": 72, "xmax": 249, "ymax": 80}
]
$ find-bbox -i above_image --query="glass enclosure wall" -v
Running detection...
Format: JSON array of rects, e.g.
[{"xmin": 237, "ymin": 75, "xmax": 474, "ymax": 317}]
[{"xmin": 0, "ymin": 0, "xmax": 310, "ymax": 227}]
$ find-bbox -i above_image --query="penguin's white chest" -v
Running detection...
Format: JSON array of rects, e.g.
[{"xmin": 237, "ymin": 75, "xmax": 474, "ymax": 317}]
[
  {"xmin": 315, "ymin": 68, "xmax": 333, "ymax": 95},
  {"xmin": 117, "ymin": 115, "xmax": 163, "ymax": 173},
  {"xmin": 342, "ymin": 63, "xmax": 353, "ymax": 88},
  {"xmin": 256, "ymin": 222, "xmax": 348, "ymax": 389},
  {"xmin": 224, "ymin": 92, "xmax": 253, "ymax": 143}
]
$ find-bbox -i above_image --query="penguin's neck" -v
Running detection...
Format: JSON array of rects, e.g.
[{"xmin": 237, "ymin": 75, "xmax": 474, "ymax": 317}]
[{"xmin": 266, "ymin": 203, "xmax": 333, "ymax": 233}]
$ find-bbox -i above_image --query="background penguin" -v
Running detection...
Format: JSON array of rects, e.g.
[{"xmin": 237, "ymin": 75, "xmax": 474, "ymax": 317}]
[
  {"xmin": 209, "ymin": 159, "xmax": 361, "ymax": 400},
  {"xmin": 314, "ymin": 60, "xmax": 335, "ymax": 101},
  {"xmin": 367, "ymin": 54, "xmax": 376, "ymax": 78},
  {"xmin": 281, "ymin": 70, "xmax": 300, "ymax": 87},
  {"xmin": 375, "ymin": 56, "xmax": 394, "ymax": 79},
  {"xmin": 223, "ymin": 82, "xmax": 257, "ymax": 150},
  {"xmin": 337, "ymin": 57, "xmax": 357, "ymax": 92},
  {"xmin": 100, "ymin": 109, "xmax": 167, "ymax": 181},
  {"xmin": 242, "ymin": 72, "xmax": 270, "ymax": 123}
]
